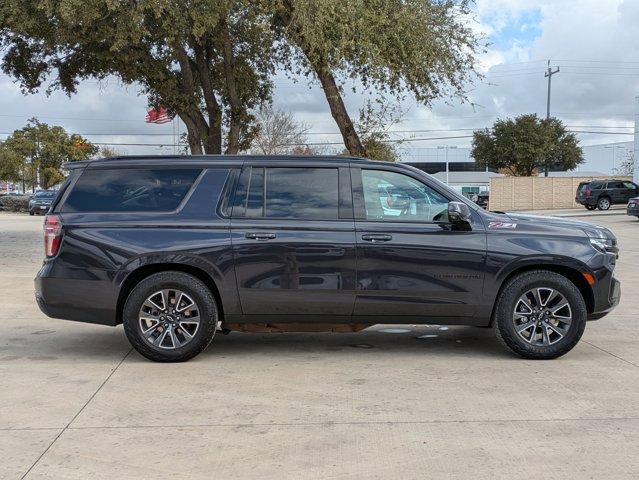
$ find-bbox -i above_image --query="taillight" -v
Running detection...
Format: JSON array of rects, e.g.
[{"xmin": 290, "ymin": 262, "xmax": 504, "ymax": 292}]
[
  {"xmin": 583, "ymin": 187, "xmax": 591, "ymax": 198},
  {"xmin": 44, "ymin": 215, "xmax": 63, "ymax": 257}
]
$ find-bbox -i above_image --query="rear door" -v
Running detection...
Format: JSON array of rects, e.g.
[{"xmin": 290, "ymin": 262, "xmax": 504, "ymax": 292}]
[
  {"xmin": 606, "ymin": 181, "xmax": 626, "ymax": 204},
  {"xmin": 230, "ymin": 162, "xmax": 357, "ymax": 317},
  {"xmin": 351, "ymin": 165, "xmax": 487, "ymax": 319}
]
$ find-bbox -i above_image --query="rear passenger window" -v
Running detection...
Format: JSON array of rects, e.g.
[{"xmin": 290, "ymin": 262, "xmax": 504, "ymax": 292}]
[
  {"xmin": 266, "ymin": 168, "xmax": 338, "ymax": 219},
  {"xmin": 607, "ymin": 182, "xmax": 624, "ymax": 189},
  {"xmin": 235, "ymin": 167, "xmax": 339, "ymax": 220},
  {"xmin": 62, "ymin": 168, "xmax": 201, "ymax": 212}
]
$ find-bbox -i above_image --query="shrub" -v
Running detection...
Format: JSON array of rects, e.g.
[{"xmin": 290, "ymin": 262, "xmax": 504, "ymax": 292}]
[{"xmin": 0, "ymin": 195, "xmax": 30, "ymax": 213}]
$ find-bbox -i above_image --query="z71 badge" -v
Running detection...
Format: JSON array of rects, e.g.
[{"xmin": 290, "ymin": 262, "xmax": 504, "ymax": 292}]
[{"xmin": 488, "ymin": 221, "xmax": 517, "ymax": 229}]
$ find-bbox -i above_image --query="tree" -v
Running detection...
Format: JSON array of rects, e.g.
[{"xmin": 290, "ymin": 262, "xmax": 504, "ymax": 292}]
[
  {"xmin": 269, "ymin": 0, "xmax": 482, "ymax": 156},
  {"xmin": 471, "ymin": 115, "xmax": 583, "ymax": 177},
  {"xmin": 98, "ymin": 146, "xmax": 123, "ymax": 159},
  {"xmin": 614, "ymin": 151, "xmax": 634, "ymax": 176},
  {"xmin": 0, "ymin": 118, "xmax": 97, "ymax": 191},
  {"xmin": 0, "ymin": 1, "xmax": 275, "ymax": 155},
  {"xmin": 251, "ymin": 106, "xmax": 309, "ymax": 154},
  {"xmin": 353, "ymin": 100, "xmax": 406, "ymax": 162}
]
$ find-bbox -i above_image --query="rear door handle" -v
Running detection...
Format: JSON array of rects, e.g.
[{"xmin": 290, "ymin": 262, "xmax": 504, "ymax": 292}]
[
  {"xmin": 245, "ymin": 232, "xmax": 276, "ymax": 241},
  {"xmin": 361, "ymin": 233, "xmax": 392, "ymax": 242}
]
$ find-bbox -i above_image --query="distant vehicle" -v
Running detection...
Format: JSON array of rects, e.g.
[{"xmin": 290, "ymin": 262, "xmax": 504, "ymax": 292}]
[
  {"xmin": 471, "ymin": 192, "xmax": 489, "ymax": 209},
  {"xmin": 576, "ymin": 180, "xmax": 639, "ymax": 210},
  {"xmin": 35, "ymin": 155, "xmax": 620, "ymax": 362},
  {"xmin": 29, "ymin": 190, "xmax": 57, "ymax": 216},
  {"xmin": 628, "ymin": 196, "xmax": 639, "ymax": 219}
]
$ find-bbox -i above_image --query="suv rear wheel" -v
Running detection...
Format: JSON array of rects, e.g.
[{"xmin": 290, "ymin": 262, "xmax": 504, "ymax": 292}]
[
  {"xmin": 123, "ymin": 272, "xmax": 218, "ymax": 362},
  {"xmin": 597, "ymin": 196, "xmax": 611, "ymax": 210},
  {"xmin": 493, "ymin": 270, "xmax": 586, "ymax": 359}
]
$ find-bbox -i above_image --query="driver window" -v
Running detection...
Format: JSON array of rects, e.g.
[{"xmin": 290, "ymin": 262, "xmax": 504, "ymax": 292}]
[{"xmin": 361, "ymin": 169, "xmax": 449, "ymax": 222}]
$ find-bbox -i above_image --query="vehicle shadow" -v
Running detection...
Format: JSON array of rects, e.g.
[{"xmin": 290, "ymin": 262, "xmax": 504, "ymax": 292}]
[
  {"xmin": 3, "ymin": 325, "xmax": 513, "ymax": 362},
  {"xmin": 193, "ymin": 326, "xmax": 512, "ymax": 361}
]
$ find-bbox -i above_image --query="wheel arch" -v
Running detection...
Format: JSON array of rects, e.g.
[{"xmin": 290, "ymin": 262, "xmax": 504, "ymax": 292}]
[
  {"xmin": 489, "ymin": 262, "xmax": 595, "ymax": 325},
  {"xmin": 115, "ymin": 263, "xmax": 224, "ymax": 325}
]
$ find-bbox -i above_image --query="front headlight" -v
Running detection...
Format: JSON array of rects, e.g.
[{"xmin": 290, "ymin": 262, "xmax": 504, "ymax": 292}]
[{"xmin": 584, "ymin": 229, "xmax": 618, "ymax": 256}]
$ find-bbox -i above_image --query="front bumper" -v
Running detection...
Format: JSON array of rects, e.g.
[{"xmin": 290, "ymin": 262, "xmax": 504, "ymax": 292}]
[
  {"xmin": 587, "ymin": 275, "xmax": 620, "ymax": 320},
  {"xmin": 627, "ymin": 202, "xmax": 639, "ymax": 216}
]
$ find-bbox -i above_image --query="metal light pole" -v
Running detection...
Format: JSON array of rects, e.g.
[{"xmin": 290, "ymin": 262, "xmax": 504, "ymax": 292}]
[{"xmin": 437, "ymin": 146, "xmax": 457, "ymax": 184}]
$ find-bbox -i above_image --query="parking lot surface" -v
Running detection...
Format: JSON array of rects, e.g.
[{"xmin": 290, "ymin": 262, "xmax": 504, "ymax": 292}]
[{"xmin": 1, "ymin": 212, "xmax": 638, "ymax": 479}]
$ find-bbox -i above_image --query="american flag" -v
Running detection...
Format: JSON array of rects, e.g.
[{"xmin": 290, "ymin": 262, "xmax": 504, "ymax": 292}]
[{"xmin": 145, "ymin": 107, "xmax": 172, "ymax": 124}]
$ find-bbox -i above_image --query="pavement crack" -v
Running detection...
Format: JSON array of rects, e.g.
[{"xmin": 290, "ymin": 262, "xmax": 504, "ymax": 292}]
[
  {"xmin": 583, "ymin": 340, "xmax": 638, "ymax": 368},
  {"xmin": 19, "ymin": 348, "xmax": 133, "ymax": 480}
]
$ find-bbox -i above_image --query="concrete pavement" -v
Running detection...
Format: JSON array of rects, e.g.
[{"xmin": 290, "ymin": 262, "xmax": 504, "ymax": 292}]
[{"xmin": 1, "ymin": 212, "xmax": 638, "ymax": 479}]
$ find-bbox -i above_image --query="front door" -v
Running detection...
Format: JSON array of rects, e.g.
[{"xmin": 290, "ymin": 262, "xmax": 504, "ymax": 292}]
[
  {"xmin": 352, "ymin": 166, "xmax": 487, "ymax": 319},
  {"xmin": 230, "ymin": 164, "xmax": 356, "ymax": 317}
]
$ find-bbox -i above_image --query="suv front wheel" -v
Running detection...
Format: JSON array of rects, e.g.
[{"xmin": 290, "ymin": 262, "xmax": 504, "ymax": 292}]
[
  {"xmin": 123, "ymin": 272, "xmax": 218, "ymax": 362},
  {"xmin": 493, "ymin": 270, "xmax": 587, "ymax": 359}
]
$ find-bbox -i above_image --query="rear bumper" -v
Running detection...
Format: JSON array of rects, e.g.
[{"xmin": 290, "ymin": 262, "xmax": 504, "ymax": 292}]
[
  {"xmin": 35, "ymin": 262, "xmax": 118, "ymax": 326},
  {"xmin": 587, "ymin": 275, "xmax": 620, "ymax": 320},
  {"xmin": 576, "ymin": 197, "xmax": 596, "ymax": 206}
]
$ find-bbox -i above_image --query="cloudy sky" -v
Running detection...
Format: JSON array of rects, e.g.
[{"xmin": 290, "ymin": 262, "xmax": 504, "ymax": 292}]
[{"xmin": 1, "ymin": 0, "xmax": 638, "ymax": 159}]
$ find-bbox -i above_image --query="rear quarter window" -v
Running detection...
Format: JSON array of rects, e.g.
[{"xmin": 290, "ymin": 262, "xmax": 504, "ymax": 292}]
[{"xmin": 61, "ymin": 168, "xmax": 201, "ymax": 213}]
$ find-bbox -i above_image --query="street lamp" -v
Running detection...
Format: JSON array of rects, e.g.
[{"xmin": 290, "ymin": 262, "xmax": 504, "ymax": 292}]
[{"xmin": 437, "ymin": 146, "xmax": 458, "ymax": 184}]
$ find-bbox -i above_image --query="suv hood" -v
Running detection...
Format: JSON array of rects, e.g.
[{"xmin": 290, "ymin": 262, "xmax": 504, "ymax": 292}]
[{"xmin": 500, "ymin": 212, "xmax": 615, "ymax": 240}]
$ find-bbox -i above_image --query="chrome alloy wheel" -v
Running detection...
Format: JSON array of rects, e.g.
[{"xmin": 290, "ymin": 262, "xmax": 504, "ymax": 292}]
[
  {"xmin": 138, "ymin": 289, "xmax": 200, "ymax": 349},
  {"xmin": 513, "ymin": 287, "xmax": 572, "ymax": 346}
]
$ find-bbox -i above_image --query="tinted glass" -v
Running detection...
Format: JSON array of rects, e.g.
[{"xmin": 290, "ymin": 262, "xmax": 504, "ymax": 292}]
[
  {"xmin": 607, "ymin": 181, "xmax": 625, "ymax": 189},
  {"xmin": 623, "ymin": 182, "xmax": 637, "ymax": 189},
  {"xmin": 362, "ymin": 169, "xmax": 449, "ymax": 222},
  {"xmin": 63, "ymin": 168, "xmax": 201, "ymax": 212},
  {"xmin": 246, "ymin": 167, "xmax": 264, "ymax": 217},
  {"xmin": 264, "ymin": 168, "xmax": 339, "ymax": 219},
  {"xmin": 590, "ymin": 182, "xmax": 604, "ymax": 190}
]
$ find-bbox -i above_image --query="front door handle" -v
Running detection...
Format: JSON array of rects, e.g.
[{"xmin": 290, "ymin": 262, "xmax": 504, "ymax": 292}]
[
  {"xmin": 361, "ymin": 233, "xmax": 392, "ymax": 242},
  {"xmin": 245, "ymin": 232, "xmax": 276, "ymax": 241}
]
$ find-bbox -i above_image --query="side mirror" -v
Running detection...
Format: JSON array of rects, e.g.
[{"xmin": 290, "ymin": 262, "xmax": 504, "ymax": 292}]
[{"xmin": 448, "ymin": 201, "xmax": 471, "ymax": 224}]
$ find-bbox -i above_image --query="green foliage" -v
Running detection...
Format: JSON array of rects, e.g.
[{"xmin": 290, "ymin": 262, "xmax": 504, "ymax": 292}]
[
  {"xmin": 1, "ymin": 1, "xmax": 481, "ymax": 156},
  {"xmin": 271, "ymin": 0, "xmax": 481, "ymax": 103},
  {"xmin": 0, "ymin": 118, "xmax": 97, "ymax": 190},
  {"xmin": 0, "ymin": 195, "xmax": 29, "ymax": 213},
  {"xmin": 0, "ymin": 0, "xmax": 275, "ymax": 154},
  {"xmin": 471, "ymin": 115, "xmax": 583, "ymax": 176}
]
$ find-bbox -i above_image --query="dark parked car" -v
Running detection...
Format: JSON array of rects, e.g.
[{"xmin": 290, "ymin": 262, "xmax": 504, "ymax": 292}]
[
  {"xmin": 29, "ymin": 190, "xmax": 57, "ymax": 215},
  {"xmin": 627, "ymin": 196, "xmax": 639, "ymax": 219},
  {"xmin": 576, "ymin": 180, "xmax": 639, "ymax": 210},
  {"xmin": 471, "ymin": 192, "xmax": 489, "ymax": 209},
  {"xmin": 35, "ymin": 156, "xmax": 620, "ymax": 362}
]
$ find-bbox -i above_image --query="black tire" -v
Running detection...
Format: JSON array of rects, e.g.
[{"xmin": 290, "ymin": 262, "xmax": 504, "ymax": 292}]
[
  {"xmin": 597, "ymin": 196, "xmax": 611, "ymax": 210},
  {"xmin": 123, "ymin": 271, "xmax": 218, "ymax": 362},
  {"xmin": 493, "ymin": 270, "xmax": 587, "ymax": 359},
  {"xmin": 585, "ymin": 205, "xmax": 596, "ymax": 211},
  {"xmin": 29, "ymin": 211, "xmax": 34, "ymax": 216}
]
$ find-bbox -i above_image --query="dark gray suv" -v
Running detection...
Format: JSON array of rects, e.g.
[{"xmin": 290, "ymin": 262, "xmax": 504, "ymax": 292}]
[{"xmin": 35, "ymin": 156, "xmax": 620, "ymax": 362}]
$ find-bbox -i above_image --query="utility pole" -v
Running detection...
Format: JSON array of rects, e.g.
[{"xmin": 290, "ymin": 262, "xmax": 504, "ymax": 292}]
[{"xmin": 544, "ymin": 60, "xmax": 560, "ymax": 176}]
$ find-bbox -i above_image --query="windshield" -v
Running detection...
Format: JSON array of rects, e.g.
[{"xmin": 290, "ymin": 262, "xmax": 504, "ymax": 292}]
[{"xmin": 35, "ymin": 191, "xmax": 56, "ymax": 199}]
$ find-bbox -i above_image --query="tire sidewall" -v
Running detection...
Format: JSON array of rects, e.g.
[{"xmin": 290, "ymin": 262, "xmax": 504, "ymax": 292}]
[
  {"xmin": 597, "ymin": 197, "xmax": 611, "ymax": 210},
  {"xmin": 494, "ymin": 271, "xmax": 587, "ymax": 359},
  {"xmin": 123, "ymin": 272, "xmax": 217, "ymax": 362}
]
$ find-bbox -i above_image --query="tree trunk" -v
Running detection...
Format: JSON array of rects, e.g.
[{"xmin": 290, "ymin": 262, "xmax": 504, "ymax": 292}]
[
  {"xmin": 315, "ymin": 64, "xmax": 366, "ymax": 157},
  {"xmin": 221, "ymin": 22, "xmax": 242, "ymax": 154}
]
